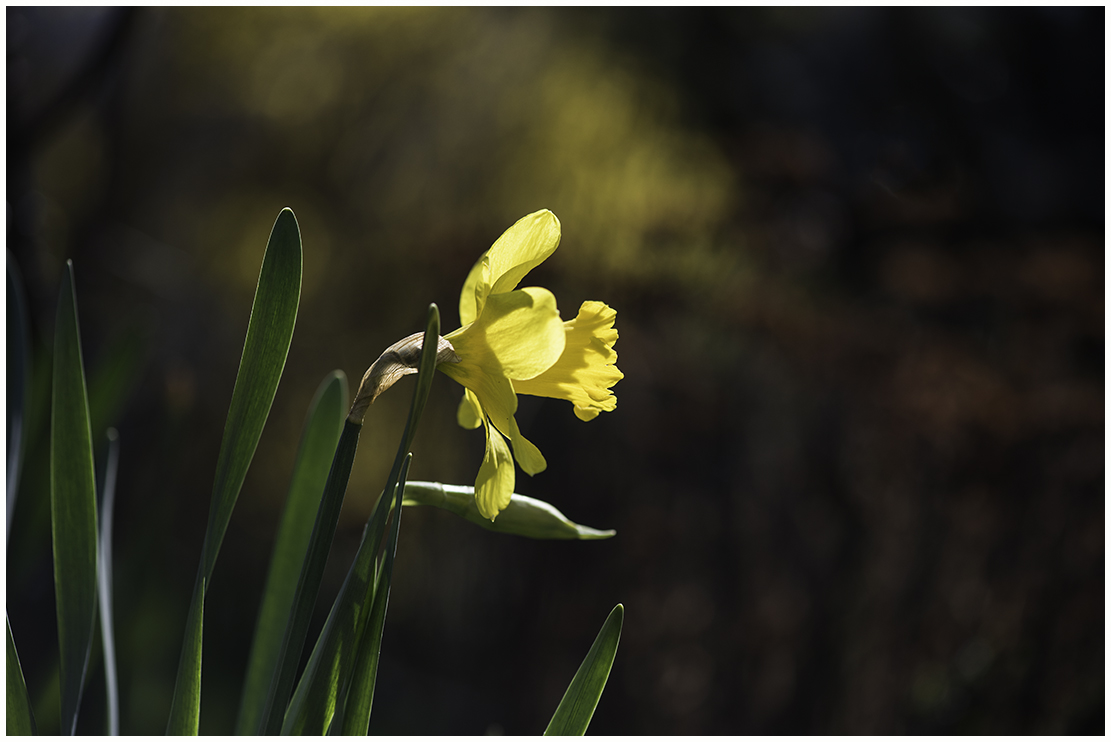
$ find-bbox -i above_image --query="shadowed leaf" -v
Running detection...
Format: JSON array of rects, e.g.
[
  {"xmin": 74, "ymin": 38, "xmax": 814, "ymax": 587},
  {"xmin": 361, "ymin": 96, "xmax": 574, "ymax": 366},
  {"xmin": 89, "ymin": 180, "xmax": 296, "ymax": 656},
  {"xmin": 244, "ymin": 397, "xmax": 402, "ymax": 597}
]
[
  {"xmin": 235, "ymin": 371, "xmax": 347, "ymax": 735},
  {"xmin": 338, "ymin": 454, "xmax": 411, "ymax": 735}
]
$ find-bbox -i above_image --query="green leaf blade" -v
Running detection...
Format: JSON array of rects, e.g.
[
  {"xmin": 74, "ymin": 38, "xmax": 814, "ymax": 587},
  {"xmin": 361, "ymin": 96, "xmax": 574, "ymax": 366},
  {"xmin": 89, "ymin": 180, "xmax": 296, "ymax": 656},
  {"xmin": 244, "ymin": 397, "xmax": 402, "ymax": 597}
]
[
  {"xmin": 339, "ymin": 454, "xmax": 412, "ymax": 736},
  {"xmin": 235, "ymin": 370, "xmax": 347, "ymax": 736},
  {"xmin": 544, "ymin": 604, "xmax": 624, "ymax": 736},
  {"xmin": 50, "ymin": 261, "xmax": 100, "ymax": 736},
  {"xmin": 280, "ymin": 491, "xmax": 387, "ymax": 735},
  {"xmin": 167, "ymin": 576, "xmax": 205, "ymax": 735},
  {"xmin": 256, "ymin": 418, "xmax": 362, "ymax": 735},
  {"xmin": 167, "ymin": 207, "xmax": 303, "ymax": 735},
  {"xmin": 201, "ymin": 207, "xmax": 303, "ymax": 580},
  {"xmin": 7, "ymin": 614, "xmax": 37, "ymax": 735}
]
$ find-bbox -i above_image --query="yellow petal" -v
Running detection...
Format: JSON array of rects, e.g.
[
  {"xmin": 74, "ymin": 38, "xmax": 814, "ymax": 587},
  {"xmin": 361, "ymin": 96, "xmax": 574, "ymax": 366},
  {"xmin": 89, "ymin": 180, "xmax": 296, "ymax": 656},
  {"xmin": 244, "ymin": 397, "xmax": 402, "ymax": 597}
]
[
  {"xmin": 512, "ymin": 301, "xmax": 623, "ymax": 421},
  {"xmin": 483, "ymin": 287, "xmax": 566, "ymax": 379},
  {"xmin": 458, "ymin": 254, "xmax": 487, "ymax": 327},
  {"xmin": 477, "ymin": 210, "xmax": 560, "ymax": 314},
  {"xmin": 485, "ymin": 393, "xmax": 547, "ymax": 476},
  {"xmin": 475, "ymin": 418, "xmax": 514, "ymax": 520},
  {"xmin": 456, "ymin": 388, "xmax": 483, "ymax": 429},
  {"xmin": 445, "ymin": 286, "xmax": 565, "ymax": 382},
  {"xmin": 442, "ymin": 360, "xmax": 547, "ymax": 475},
  {"xmin": 506, "ymin": 421, "xmax": 547, "ymax": 475}
]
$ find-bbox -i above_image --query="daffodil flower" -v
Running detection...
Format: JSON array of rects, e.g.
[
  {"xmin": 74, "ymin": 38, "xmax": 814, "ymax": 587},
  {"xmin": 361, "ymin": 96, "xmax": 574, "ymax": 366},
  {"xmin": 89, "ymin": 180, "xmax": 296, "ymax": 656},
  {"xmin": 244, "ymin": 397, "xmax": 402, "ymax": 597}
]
[{"xmin": 438, "ymin": 209, "xmax": 622, "ymax": 521}]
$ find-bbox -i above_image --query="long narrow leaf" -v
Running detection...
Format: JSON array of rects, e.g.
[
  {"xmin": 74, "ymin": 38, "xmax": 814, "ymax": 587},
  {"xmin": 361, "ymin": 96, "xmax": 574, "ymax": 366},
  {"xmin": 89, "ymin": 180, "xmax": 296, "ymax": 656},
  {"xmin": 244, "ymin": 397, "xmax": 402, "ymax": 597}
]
[
  {"xmin": 234, "ymin": 371, "xmax": 347, "ymax": 735},
  {"xmin": 255, "ymin": 418, "xmax": 361, "ymax": 735},
  {"xmin": 322, "ymin": 553, "xmax": 387, "ymax": 736},
  {"xmin": 7, "ymin": 252, "xmax": 31, "ymax": 544},
  {"xmin": 280, "ymin": 490, "xmax": 389, "ymax": 735},
  {"xmin": 167, "ymin": 575, "xmax": 204, "ymax": 735},
  {"xmin": 283, "ymin": 304, "xmax": 441, "ymax": 734},
  {"xmin": 51, "ymin": 260, "xmax": 100, "ymax": 735},
  {"xmin": 7, "ymin": 614, "xmax": 37, "ymax": 734},
  {"xmin": 200, "ymin": 206, "xmax": 303, "ymax": 581},
  {"xmin": 339, "ymin": 454, "xmax": 411, "ymax": 735},
  {"xmin": 97, "ymin": 428, "xmax": 120, "ymax": 735},
  {"xmin": 544, "ymin": 604, "xmax": 624, "ymax": 736},
  {"xmin": 166, "ymin": 208, "xmax": 302, "ymax": 734}
]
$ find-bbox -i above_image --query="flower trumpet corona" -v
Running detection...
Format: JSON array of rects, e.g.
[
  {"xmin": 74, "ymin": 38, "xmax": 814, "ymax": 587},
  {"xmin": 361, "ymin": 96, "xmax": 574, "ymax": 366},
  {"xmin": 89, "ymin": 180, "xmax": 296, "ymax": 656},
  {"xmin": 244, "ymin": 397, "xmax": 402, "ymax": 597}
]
[{"xmin": 439, "ymin": 209, "xmax": 622, "ymax": 521}]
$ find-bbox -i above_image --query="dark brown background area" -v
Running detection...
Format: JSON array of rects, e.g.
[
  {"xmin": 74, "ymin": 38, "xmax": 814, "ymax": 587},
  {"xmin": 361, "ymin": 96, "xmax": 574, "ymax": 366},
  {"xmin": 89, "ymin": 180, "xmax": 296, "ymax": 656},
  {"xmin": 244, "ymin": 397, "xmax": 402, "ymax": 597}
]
[{"xmin": 7, "ymin": 7, "xmax": 1103, "ymax": 735}]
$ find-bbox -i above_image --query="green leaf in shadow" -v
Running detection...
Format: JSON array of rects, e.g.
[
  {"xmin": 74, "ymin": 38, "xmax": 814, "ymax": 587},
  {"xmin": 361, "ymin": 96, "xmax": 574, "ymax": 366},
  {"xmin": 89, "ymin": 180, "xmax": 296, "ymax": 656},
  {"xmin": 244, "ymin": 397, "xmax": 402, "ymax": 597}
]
[
  {"xmin": 166, "ymin": 207, "xmax": 302, "ymax": 734},
  {"xmin": 544, "ymin": 604, "xmax": 624, "ymax": 736},
  {"xmin": 338, "ymin": 453, "xmax": 411, "ymax": 735},
  {"xmin": 234, "ymin": 371, "xmax": 347, "ymax": 735},
  {"xmin": 282, "ymin": 304, "xmax": 441, "ymax": 735},
  {"xmin": 7, "ymin": 613, "xmax": 37, "ymax": 735},
  {"xmin": 51, "ymin": 260, "xmax": 100, "ymax": 735},
  {"xmin": 255, "ymin": 415, "xmax": 361, "ymax": 735},
  {"xmin": 279, "ymin": 487, "xmax": 387, "ymax": 735}
]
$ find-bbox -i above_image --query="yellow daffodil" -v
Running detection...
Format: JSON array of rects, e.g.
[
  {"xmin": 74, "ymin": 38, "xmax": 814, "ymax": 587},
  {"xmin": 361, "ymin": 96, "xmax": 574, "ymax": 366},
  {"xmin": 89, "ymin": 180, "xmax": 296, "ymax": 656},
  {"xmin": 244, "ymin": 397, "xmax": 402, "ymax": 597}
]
[{"xmin": 438, "ymin": 209, "xmax": 622, "ymax": 521}]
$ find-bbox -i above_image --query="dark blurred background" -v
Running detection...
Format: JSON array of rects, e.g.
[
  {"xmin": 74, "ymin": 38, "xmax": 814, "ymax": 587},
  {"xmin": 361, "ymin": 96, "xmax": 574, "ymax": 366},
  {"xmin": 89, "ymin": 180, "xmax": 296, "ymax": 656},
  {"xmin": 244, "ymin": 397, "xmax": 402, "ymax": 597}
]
[{"xmin": 6, "ymin": 7, "xmax": 1104, "ymax": 735}]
